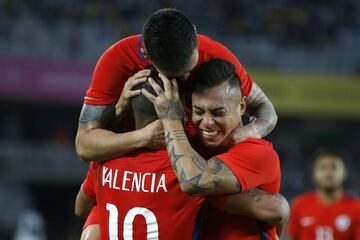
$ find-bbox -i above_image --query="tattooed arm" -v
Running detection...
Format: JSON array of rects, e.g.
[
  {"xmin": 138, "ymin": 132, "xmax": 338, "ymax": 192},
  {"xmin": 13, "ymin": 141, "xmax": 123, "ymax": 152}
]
[
  {"xmin": 162, "ymin": 121, "xmax": 240, "ymax": 195},
  {"xmin": 76, "ymin": 70, "xmax": 166, "ymax": 162},
  {"xmin": 142, "ymin": 73, "xmax": 241, "ymax": 195},
  {"xmin": 75, "ymin": 104, "xmax": 164, "ymax": 162},
  {"xmin": 224, "ymin": 189, "xmax": 290, "ymax": 237},
  {"xmin": 221, "ymin": 83, "xmax": 277, "ymax": 146}
]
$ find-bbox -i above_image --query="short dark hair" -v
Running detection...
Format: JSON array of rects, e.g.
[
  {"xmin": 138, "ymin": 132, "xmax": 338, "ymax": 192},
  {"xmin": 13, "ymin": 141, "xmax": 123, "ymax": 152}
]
[
  {"xmin": 190, "ymin": 58, "xmax": 241, "ymax": 95},
  {"xmin": 131, "ymin": 66, "xmax": 164, "ymax": 124},
  {"xmin": 143, "ymin": 8, "xmax": 197, "ymax": 73}
]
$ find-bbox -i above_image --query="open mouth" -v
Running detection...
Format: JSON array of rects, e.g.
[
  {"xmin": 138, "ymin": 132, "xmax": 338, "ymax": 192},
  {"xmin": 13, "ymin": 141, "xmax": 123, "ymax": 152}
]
[{"xmin": 200, "ymin": 129, "xmax": 219, "ymax": 137}]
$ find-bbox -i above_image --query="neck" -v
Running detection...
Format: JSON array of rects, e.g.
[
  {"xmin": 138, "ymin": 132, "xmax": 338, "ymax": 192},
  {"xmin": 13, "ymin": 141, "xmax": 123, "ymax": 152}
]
[{"xmin": 317, "ymin": 187, "xmax": 343, "ymax": 204}]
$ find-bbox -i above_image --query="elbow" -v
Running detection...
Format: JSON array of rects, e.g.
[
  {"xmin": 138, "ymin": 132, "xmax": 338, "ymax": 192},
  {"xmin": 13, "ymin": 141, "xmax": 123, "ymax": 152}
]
[
  {"xmin": 271, "ymin": 111, "xmax": 278, "ymax": 130},
  {"xmin": 269, "ymin": 194, "xmax": 290, "ymax": 225},
  {"xmin": 266, "ymin": 106, "xmax": 278, "ymax": 133},
  {"xmin": 75, "ymin": 200, "xmax": 87, "ymax": 218},
  {"xmin": 179, "ymin": 177, "xmax": 213, "ymax": 196},
  {"xmin": 179, "ymin": 183, "xmax": 198, "ymax": 195},
  {"xmin": 74, "ymin": 205, "xmax": 85, "ymax": 218},
  {"xmin": 179, "ymin": 182, "xmax": 208, "ymax": 196},
  {"xmin": 75, "ymin": 133, "xmax": 92, "ymax": 162}
]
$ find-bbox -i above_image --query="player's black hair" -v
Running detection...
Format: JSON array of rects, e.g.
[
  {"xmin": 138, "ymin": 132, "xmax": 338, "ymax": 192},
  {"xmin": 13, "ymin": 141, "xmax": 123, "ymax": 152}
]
[
  {"xmin": 189, "ymin": 58, "xmax": 241, "ymax": 95},
  {"xmin": 143, "ymin": 8, "xmax": 197, "ymax": 73},
  {"xmin": 131, "ymin": 66, "xmax": 164, "ymax": 127}
]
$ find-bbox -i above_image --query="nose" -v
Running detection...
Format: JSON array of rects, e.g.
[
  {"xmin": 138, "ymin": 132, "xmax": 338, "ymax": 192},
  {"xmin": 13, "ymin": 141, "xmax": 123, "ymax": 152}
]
[{"xmin": 201, "ymin": 114, "xmax": 214, "ymax": 128}]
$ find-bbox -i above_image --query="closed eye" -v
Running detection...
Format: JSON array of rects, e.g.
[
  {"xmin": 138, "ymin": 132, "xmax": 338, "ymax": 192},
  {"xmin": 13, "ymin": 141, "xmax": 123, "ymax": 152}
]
[{"xmin": 212, "ymin": 111, "xmax": 226, "ymax": 117}]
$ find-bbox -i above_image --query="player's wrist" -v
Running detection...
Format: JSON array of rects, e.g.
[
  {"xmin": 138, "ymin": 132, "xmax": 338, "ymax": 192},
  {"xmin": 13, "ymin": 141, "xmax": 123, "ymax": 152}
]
[
  {"xmin": 162, "ymin": 119, "xmax": 183, "ymax": 129},
  {"xmin": 134, "ymin": 128, "xmax": 150, "ymax": 148}
]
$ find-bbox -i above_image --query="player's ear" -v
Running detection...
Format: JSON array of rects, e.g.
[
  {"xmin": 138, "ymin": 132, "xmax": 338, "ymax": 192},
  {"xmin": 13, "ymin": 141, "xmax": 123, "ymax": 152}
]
[
  {"xmin": 240, "ymin": 96, "xmax": 247, "ymax": 116},
  {"xmin": 193, "ymin": 25, "xmax": 197, "ymax": 34},
  {"xmin": 141, "ymin": 47, "xmax": 149, "ymax": 60}
]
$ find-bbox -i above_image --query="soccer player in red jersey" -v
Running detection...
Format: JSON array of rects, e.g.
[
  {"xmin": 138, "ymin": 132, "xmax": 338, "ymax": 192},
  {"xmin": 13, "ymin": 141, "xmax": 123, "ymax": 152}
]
[
  {"xmin": 75, "ymin": 8, "xmax": 277, "ymax": 162},
  {"xmin": 75, "ymin": 74, "xmax": 288, "ymax": 240},
  {"xmin": 143, "ymin": 59, "xmax": 284, "ymax": 239},
  {"xmin": 287, "ymin": 152, "xmax": 360, "ymax": 240}
]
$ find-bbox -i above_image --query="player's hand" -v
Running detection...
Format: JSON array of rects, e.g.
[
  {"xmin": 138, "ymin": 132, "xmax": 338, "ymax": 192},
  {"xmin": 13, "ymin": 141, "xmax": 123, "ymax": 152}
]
[
  {"xmin": 115, "ymin": 70, "xmax": 150, "ymax": 117},
  {"xmin": 142, "ymin": 119, "xmax": 165, "ymax": 149},
  {"xmin": 142, "ymin": 73, "xmax": 184, "ymax": 121},
  {"xmin": 220, "ymin": 123, "xmax": 261, "ymax": 147}
]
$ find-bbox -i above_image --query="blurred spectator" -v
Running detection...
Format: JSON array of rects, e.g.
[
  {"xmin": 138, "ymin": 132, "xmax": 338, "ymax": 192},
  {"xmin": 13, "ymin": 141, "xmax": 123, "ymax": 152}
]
[{"xmin": 13, "ymin": 208, "xmax": 46, "ymax": 240}]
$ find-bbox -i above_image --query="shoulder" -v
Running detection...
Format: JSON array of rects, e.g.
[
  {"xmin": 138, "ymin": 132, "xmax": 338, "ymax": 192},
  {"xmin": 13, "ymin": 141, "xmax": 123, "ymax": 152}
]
[
  {"xmin": 197, "ymin": 34, "xmax": 230, "ymax": 57},
  {"xmin": 227, "ymin": 138, "xmax": 278, "ymax": 159},
  {"xmin": 102, "ymin": 34, "xmax": 142, "ymax": 60},
  {"xmin": 342, "ymin": 194, "xmax": 360, "ymax": 206}
]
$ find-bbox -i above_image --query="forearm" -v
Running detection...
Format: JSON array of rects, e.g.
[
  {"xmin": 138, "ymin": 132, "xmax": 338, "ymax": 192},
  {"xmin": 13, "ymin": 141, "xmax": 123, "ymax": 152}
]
[
  {"xmin": 75, "ymin": 186, "xmax": 96, "ymax": 218},
  {"xmin": 247, "ymin": 103, "xmax": 277, "ymax": 138},
  {"xmin": 162, "ymin": 120, "xmax": 240, "ymax": 195},
  {"xmin": 162, "ymin": 120, "xmax": 210, "ymax": 191},
  {"xmin": 243, "ymin": 83, "xmax": 277, "ymax": 140},
  {"xmin": 76, "ymin": 127, "xmax": 147, "ymax": 162},
  {"xmin": 224, "ymin": 189, "xmax": 290, "ymax": 236}
]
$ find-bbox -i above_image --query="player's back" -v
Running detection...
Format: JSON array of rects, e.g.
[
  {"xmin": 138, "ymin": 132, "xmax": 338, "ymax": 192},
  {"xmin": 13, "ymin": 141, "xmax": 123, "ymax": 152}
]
[
  {"xmin": 288, "ymin": 191, "xmax": 360, "ymax": 240},
  {"xmin": 96, "ymin": 149, "xmax": 205, "ymax": 240}
]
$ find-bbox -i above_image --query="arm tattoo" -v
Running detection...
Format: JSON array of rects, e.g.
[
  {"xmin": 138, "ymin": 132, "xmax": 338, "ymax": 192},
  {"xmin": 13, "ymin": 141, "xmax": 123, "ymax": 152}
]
[
  {"xmin": 187, "ymin": 146, "xmax": 207, "ymax": 170},
  {"xmin": 79, "ymin": 104, "xmax": 114, "ymax": 125},
  {"xmin": 246, "ymin": 83, "xmax": 277, "ymax": 138},
  {"xmin": 156, "ymin": 99, "xmax": 184, "ymax": 120},
  {"xmin": 173, "ymin": 130, "xmax": 187, "ymax": 141},
  {"xmin": 165, "ymin": 132, "xmax": 174, "ymax": 148},
  {"xmin": 169, "ymin": 145, "xmax": 184, "ymax": 173},
  {"xmin": 180, "ymin": 169, "xmax": 211, "ymax": 193},
  {"xmin": 164, "ymin": 126, "xmax": 241, "ymax": 195},
  {"xmin": 208, "ymin": 158, "xmax": 242, "ymax": 192}
]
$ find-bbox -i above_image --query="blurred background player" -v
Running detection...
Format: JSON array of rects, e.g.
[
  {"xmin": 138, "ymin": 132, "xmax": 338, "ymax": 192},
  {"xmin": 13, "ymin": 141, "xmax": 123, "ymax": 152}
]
[{"xmin": 287, "ymin": 152, "xmax": 360, "ymax": 240}]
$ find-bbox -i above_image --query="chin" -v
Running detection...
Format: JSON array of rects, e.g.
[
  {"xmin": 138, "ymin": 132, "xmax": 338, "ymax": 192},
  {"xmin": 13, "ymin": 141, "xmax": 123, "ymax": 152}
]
[{"xmin": 202, "ymin": 139, "xmax": 222, "ymax": 148}]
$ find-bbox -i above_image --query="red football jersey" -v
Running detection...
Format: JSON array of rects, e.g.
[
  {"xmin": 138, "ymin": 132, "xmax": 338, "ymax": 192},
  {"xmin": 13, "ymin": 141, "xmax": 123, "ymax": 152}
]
[
  {"xmin": 84, "ymin": 34, "xmax": 253, "ymax": 105},
  {"xmin": 83, "ymin": 149, "xmax": 206, "ymax": 240},
  {"xmin": 83, "ymin": 205, "xmax": 99, "ymax": 230},
  {"xmin": 201, "ymin": 138, "xmax": 281, "ymax": 240},
  {"xmin": 287, "ymin": 192, "xmax": 360, "ymax": 240}
]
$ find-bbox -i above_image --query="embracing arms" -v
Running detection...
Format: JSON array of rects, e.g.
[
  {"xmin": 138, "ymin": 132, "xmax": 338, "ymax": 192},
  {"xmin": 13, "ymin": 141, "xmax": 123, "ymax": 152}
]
[
  {"xmin": 222, "ymin": 82, "xmax": 278, "ymax": 146},
  {"xmin": 75, "ymin": 70, "xmax": 165, "ymax": 162},
  {"xmin": 224, "ymin": 189, "xmax": 290, "ymax": 237}
]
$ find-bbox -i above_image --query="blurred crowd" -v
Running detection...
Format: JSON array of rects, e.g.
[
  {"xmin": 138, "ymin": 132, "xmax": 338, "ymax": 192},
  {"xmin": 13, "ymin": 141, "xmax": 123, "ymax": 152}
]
[
  {"xmin": 0, "ymin": 0, "xmax": 359, "ymax": 60},
  {"xmin": 0, "ymin": 1, "xmax": 359, "ymax": 239}
]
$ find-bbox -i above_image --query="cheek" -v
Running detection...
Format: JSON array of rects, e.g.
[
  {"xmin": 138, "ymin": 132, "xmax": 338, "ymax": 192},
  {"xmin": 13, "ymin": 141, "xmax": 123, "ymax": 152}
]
[{"xmin": 192, "ymin": 115, "xmax": 202, "ymax": 126}]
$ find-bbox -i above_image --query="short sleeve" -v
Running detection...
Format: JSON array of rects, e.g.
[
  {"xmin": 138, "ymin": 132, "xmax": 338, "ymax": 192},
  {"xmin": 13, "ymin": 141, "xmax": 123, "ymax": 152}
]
[
  {"xmin": 84, "ymin": 36, "xmax": 140, "ymax": 105},
  {"xmin": 198, "ymin": 35, "xmax": 253, "ymax": 97},
  {"xmin": 214, "ymin": 139, "xmax": 280, "ymax": 192},
  {"xmin": 82, "ymin": 162, "xmax": 97, "ymax": 200},
  {"xmin": 83, "ymin": 205, "xmax": 99, "ymax": 230},
  {"xmin": 287, "ymin": 197, "xmax": 301, "ymax": 238}
]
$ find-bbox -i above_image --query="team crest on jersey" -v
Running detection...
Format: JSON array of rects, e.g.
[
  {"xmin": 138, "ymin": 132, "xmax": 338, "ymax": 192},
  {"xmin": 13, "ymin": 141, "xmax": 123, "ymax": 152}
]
[{"xmin": 335, "ymin": 215, "xmax": 351, "ymax": 232}]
